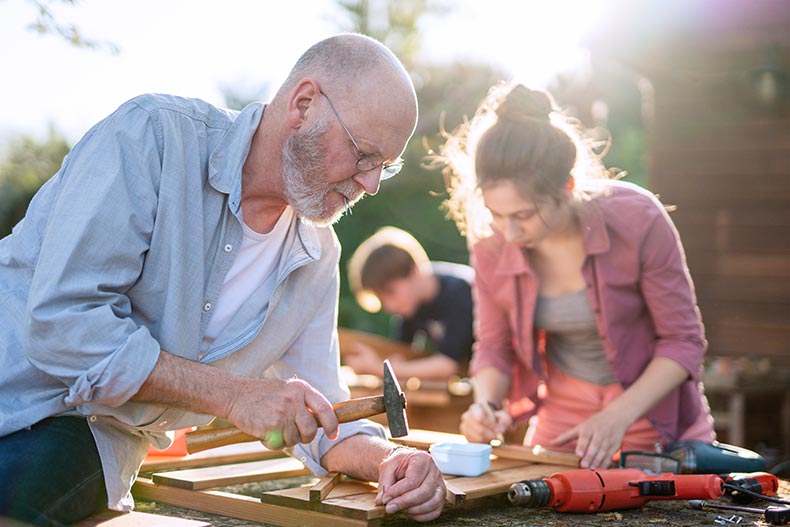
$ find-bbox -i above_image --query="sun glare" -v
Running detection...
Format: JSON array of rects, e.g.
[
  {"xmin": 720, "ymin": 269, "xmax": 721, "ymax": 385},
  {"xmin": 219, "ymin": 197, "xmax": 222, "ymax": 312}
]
[{"xmin": 425, "ymin": 0, "xmax": 606, "ymax": 88}]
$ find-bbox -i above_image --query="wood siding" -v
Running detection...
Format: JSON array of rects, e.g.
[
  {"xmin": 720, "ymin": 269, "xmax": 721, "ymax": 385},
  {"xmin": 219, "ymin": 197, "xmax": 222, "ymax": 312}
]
[{"xmin": 647, "ymin": 82, "xmax": 790, "ymax": 365}]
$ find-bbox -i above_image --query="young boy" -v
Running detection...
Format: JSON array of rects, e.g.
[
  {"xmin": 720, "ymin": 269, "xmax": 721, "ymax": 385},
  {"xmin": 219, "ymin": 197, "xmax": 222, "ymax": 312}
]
[{"xmin": 346, "ymin": 227, "xmax": 474, "ymax": 380}]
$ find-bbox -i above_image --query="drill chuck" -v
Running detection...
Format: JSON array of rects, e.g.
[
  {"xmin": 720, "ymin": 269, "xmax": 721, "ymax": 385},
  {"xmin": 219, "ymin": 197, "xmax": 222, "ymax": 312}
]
[{"xmin": 509, "ymin": 479, "xmax": 552, "ymax": 507}]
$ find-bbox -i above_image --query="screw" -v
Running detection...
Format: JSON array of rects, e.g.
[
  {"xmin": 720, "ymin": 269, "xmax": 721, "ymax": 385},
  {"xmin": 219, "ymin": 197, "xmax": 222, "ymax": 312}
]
[{"xmin": 714, "ymin": 518, "xmax": 727, "ymax": 525}]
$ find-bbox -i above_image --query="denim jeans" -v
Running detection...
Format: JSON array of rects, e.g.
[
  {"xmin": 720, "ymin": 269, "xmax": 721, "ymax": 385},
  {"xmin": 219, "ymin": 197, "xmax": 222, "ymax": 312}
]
[{"xmin": 0, "ymin": 416, "xmax": 107, "ymax": 526}]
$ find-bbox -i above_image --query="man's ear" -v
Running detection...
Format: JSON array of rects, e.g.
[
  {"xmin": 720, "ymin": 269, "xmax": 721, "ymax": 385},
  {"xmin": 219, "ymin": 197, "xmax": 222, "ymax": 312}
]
[{"xmin": 286, "ymin": 79, "xmax": 320, "ymax": 129}]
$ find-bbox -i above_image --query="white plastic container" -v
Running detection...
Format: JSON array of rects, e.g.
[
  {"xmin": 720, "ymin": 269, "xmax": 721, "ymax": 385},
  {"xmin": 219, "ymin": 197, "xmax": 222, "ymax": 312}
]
[{"xmin": 429, "ymin": 442, "xmax": 492, "ymax": 477}]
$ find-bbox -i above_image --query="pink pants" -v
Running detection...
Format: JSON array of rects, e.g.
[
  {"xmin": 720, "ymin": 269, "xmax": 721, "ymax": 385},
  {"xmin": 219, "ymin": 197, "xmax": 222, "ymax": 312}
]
[{"xmin": 524, "ymin": 363, "xmax": 715, "ymax": 454}]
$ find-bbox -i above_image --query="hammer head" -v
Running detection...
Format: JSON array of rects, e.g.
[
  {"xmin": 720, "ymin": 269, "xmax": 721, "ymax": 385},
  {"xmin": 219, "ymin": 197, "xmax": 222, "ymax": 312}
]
[{"xmin": 382, "ymin": 359, "xmax": 409, "ymax": 438}]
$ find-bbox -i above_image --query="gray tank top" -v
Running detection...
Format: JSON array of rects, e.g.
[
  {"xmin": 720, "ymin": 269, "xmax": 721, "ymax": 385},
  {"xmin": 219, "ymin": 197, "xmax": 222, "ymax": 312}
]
[{"xmin": 534, "ymin": 289, "xmax": 618, "ymax": 386}]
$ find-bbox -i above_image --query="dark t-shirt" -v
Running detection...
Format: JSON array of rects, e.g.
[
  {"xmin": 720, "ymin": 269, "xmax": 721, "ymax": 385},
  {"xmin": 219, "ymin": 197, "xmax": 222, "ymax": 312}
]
[{"xmin": 394, "ymin": 261, "xmax": 474, "ymax": 364}]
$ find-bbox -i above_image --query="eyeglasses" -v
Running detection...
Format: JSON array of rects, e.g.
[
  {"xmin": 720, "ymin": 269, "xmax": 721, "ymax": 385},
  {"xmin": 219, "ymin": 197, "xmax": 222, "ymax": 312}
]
[{"xmin": 320, "ymin": 90, "xmax": 403, "ymax": 180}]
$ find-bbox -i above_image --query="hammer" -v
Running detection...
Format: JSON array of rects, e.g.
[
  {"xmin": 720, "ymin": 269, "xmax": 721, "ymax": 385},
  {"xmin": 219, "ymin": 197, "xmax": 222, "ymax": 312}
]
[{"xmin": 184, "ymin": 359, "xmax": 409, "ymax": 453}]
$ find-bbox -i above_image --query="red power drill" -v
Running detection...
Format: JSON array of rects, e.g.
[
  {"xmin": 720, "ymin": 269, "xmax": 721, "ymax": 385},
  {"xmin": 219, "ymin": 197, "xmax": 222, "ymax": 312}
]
[{"xmin": 509, "ymin": 468, "xmax": 727, "ymax": 512}]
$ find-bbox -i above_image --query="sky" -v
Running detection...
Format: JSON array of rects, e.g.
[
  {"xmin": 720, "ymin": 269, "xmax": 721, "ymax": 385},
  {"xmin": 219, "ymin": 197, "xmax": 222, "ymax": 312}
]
[{"xmin": 0, "ymin": 0, "xmax": 604, "ymax": 145}]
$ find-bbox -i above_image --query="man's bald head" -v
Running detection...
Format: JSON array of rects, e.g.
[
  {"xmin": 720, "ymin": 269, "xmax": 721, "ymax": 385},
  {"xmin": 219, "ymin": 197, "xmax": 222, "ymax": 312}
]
[
  {"xmin": 274, "ymin": 34, "xmax": 417, "ymax": 125},
  {"xmin": 278, "ymin": 34, "xmax": 412, "ymax": 96}
]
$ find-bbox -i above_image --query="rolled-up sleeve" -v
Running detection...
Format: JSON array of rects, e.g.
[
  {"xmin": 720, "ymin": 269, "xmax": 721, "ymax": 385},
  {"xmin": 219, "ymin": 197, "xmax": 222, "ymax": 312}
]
[
  {"xmin": 24, "ymin": 101, "xmax": 164, "ymax": 408},
  {"xmin": 277, "ymin": 260, "xmax": 386, "ymax": 475},
  {"xmin": 639, "ymin": 203, "xmax": 707, "ymax": 380},
  {"xmin": 468, "ymin": 248, "xmax": 518, "ymax": 377}
]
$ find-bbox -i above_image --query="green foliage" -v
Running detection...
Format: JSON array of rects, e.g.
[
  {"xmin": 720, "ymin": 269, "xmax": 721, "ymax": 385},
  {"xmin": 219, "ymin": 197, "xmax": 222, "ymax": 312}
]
[
  {"xmin": 549, "ymin": 57, "xmax": 648, "ymax": 188},
  {"xmin": 0, "ymin": 129, "xmax": 70, "ymax": 237},
  {"xmin": 335, "ymin": 0, "xmax": 450, "ymax": 69},
  {"xmin": 23, "ymin": 0, "xmax": 119, "ymax": 53},
  {"xmin": 220, "ymin": 83, "xmax": 272, "ymax": 111}
]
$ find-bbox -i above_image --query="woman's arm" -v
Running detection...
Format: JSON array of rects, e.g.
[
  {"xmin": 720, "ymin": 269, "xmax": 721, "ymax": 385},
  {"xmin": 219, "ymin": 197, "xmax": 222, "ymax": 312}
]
[
  {"xmin": 553, "ymin": 194, "xmax": 704, "ymax": 467},
  {"xmin": 552, "ymin": 357, "xmax": 687, "ymax": 467}
]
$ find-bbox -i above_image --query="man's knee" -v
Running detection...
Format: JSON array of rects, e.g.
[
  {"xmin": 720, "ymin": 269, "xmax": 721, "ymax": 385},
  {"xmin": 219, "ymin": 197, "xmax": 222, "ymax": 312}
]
[{"xmin": 0, "ymin": 417, "xmax": 107, "ymax": 525}]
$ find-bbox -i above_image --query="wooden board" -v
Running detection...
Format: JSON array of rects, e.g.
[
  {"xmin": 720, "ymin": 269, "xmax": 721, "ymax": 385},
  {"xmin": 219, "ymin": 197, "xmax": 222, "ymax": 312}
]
[
  {"xmin": 141, "ymin": 441, "xmax": 283, "ymax": 473},
  {"xmin": 133, "ymin": 478, "xmax": 374, "ymax": 527},
  {"xmin": 133, "ymin": 429, "xmax": 572, "ymax": 527},
  {"xmin": 260, "ymin": 481, "xmax": 383, "ymax": 520},
  {"xmin": 391, "ymin": 429, "xmax": 468, "ymax": 448},
  {"xmin": 74, "ymin": 510, "xmax": 211, "ymax": 526},
  {"xmin": 258, "ymin": 459, "xmax": 571, "ymax": 513},
  {"xmin": 310, "ymin": 472, "xmax": 344, "ymax": 502},
  {"xmin": 338, "ymin": 327, "xmax": 423, "ymax": 362},
  {"xmin": 152, "ymin": 457, "xmax": 309, "ymax": 490}
]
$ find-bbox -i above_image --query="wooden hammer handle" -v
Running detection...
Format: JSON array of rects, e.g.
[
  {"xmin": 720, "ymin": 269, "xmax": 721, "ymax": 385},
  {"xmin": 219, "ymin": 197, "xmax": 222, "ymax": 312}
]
[{"xmin": 185, "ymin": 395, "xmax": 385, "ymax": 454}]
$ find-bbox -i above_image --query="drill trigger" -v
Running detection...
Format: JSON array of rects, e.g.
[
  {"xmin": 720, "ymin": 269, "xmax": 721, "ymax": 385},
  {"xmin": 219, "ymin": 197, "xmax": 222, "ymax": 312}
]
[{"xmin": 630, "ymin": 480, "xmax": 677, "ymax": 496}]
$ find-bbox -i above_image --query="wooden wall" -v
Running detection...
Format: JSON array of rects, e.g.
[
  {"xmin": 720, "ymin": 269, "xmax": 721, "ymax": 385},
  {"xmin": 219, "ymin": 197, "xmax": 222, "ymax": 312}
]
[
  {"xmin": 643, "ymin": 49, "xmax": 790, "ymax": 366},
  {"xmin": 588, "ymin": 0, "xmax": 790, "ymax": 367},
  {"xmin": 588, "ymin": 0, "xmax": 790, "ymax": 457}
]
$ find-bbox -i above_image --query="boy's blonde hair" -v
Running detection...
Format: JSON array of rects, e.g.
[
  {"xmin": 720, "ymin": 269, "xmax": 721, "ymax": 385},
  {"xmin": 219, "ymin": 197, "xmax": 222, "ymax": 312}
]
[{"xmin": 347, "ymin": 227, "xmax": 430, "ymax": 313}]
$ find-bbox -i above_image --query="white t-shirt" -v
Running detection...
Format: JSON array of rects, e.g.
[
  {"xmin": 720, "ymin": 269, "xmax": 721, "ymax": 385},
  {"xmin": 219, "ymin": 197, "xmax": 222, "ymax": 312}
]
[{"xmin": 200, "ymin": 206, "xmax": 295, "ymax": 355}]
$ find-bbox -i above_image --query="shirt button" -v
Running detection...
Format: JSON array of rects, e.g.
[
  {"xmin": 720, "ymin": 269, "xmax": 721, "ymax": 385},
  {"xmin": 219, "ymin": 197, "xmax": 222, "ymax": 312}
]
[
  {"xmin": 88, "ymin": 415, "xmax": 97, "ymax": 423},
  {"xmin": 224, "ymin": 244, "xmax": 233, "ymax": 253},
  {"xmin": 300, "ymin": 457, "xmax": 307, "ymax": 462},
  {"xmin": 203, "ymin": 302, "xmax": 212, "ymax": 312}
]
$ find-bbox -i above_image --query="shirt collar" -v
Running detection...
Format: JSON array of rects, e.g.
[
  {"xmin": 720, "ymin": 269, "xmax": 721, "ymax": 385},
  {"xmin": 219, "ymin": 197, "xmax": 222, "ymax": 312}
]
[
  {"xmin": 489, "ymin": 232, "xmax": 532, "ymax": 277},
  {"xmin": 207, "ymin": 102, "xmax": 265, "ymax": 213},
  {"xmin": 206, "ymin": 102, "xmax": 325, "ymax": 261},
  {"xmin": 576, "ymin": 192, "xmax": 610, "ymax": 255}
]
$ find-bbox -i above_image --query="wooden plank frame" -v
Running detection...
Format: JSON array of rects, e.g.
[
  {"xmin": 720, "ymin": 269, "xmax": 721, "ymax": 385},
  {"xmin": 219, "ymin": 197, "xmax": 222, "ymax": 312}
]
[
  {"xmin": 151, "ymin": 457, "xmax": 310, "ymax": 490},
  {"xmin": 141, "ymin": 441, "xmax": 282, "ymax": 473},
  {"xmin": 133, "ymin": 478, "xmax": 374, "ymax": 527},
  {"xmin": 133, "ymin": 430, "xmax": 574, "ymax": 527}
]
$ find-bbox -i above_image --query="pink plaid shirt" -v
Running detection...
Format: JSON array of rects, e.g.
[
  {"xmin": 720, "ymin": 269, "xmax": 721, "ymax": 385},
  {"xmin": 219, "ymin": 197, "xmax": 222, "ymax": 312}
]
[{"xmin": 469, "ymin": 180, "xmax": 711, "ymax": 443}]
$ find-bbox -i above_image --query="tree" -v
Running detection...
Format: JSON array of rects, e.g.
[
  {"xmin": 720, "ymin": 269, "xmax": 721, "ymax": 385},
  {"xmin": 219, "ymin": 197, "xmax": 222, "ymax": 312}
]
[
  {"xmin": 18, "ymin": 0, "xmax": 118, "ymax": 53},
  {"xmin": 547, "ymin": 58, "xmax": 647, "ymax": 187},
  {"xmin": 0, "ymin": 128, "xmax": 70, "ymax": 236},
  {"xmin": 334, "ymin": 0, "xmax": 450, "ymax": 70},
  {"xmin": 220, "ymin": 82, "xmax": 272, "ymax": 111}
]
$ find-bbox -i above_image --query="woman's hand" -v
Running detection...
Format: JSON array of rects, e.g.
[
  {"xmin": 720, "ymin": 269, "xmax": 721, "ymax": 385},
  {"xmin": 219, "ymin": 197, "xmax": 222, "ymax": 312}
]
[
  {"xmin": 550, "ymin": 357, "xmax": 690, "ymax": 468},
  {"xmin": 460, "ymin": 402, "xmax": 511, "ymax": 444},
  {"xmin": 550, "ymin": 407, "xmax": 631, "ymax": 468}
]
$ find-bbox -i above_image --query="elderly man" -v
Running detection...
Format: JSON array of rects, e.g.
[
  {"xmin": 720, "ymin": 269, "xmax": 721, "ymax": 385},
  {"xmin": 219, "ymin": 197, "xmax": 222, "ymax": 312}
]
[{"xmin": 0, "ymin": 33, "xmax": 445, "ymax": 525}]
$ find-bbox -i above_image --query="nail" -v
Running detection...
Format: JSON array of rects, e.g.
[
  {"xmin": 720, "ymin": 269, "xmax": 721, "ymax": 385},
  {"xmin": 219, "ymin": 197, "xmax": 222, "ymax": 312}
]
[{"xmin": 386, "ymin": 502, "xmax": 399, "ymax": 514}]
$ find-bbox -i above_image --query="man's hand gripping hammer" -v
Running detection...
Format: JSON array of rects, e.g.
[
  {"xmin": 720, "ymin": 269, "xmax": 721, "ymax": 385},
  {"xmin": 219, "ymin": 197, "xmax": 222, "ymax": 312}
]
[{"xmin": 184, "ymin": 359, "xmax": 409, "ymax": 453}]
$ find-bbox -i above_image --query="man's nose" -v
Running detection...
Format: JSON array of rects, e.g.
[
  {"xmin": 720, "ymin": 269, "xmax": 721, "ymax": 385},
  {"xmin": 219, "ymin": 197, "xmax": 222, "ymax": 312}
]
[{"xmin": 354, "ymin": 169, "xmax": 381, "ymax": 196}]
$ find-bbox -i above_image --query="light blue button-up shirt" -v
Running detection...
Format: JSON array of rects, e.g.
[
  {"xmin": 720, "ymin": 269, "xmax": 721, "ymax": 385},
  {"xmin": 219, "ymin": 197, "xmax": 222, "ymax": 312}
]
[{"xmin": 0, "ymin": 94, "xmax": 384, "ymax": 510}]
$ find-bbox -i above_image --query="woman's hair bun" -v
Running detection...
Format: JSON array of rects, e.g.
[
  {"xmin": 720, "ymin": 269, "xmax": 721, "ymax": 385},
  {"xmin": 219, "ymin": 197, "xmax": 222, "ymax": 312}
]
[{"xmin": 495, "ymin": 84, "xmax": 553, "ymax": 123}]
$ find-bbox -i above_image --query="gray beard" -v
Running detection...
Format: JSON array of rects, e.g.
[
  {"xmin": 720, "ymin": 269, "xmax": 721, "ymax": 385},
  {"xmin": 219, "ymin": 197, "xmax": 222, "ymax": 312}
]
[{"xmin": 282, "ymin": 118, "xmax": 364, "ymax": 227}]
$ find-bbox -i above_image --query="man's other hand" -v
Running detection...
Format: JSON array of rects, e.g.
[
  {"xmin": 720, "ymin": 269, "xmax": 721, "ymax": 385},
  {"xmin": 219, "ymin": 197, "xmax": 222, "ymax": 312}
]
[{"xmin": 376, "ymin": 446, "xmax": 445, "ymax": 522}]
